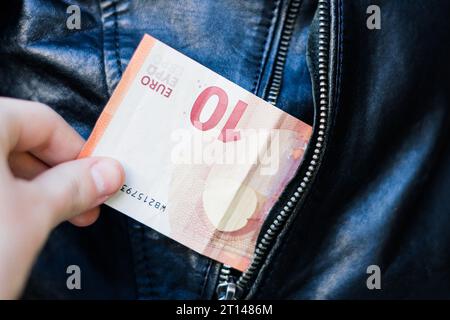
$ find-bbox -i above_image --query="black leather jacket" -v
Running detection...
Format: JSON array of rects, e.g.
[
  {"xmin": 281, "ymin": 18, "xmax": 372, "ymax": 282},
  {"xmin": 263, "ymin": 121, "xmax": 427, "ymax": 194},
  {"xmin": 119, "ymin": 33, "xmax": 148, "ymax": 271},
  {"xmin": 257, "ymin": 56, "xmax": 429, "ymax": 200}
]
[{"xmin": 1, "ymin": 0, "xmax": 450, "ymax": 299}]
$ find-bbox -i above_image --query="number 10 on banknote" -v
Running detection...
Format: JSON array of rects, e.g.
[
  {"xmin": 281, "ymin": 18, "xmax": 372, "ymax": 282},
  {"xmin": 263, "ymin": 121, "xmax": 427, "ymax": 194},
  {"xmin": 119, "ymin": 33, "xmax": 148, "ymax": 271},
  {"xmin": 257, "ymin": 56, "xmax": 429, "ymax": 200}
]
[{"xmin": 80, "ymin": 34, "xmax": 312, "ymax": 271}]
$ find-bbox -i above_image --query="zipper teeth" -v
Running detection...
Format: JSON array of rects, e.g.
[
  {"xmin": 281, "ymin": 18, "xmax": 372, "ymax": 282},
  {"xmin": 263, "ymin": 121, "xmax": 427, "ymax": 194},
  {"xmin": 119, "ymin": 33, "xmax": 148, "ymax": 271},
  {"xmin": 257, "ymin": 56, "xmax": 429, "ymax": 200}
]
[
  {"xmin": 266, "ymin": 0, "xmax": 301, "ymax": 105},
  {"xmin": 217, "ymin": 0, "xmax": 331, "ymax": 299},
  {"xmin": 218, "ymin": 264, "xmax": 232, "ymax": 282}
]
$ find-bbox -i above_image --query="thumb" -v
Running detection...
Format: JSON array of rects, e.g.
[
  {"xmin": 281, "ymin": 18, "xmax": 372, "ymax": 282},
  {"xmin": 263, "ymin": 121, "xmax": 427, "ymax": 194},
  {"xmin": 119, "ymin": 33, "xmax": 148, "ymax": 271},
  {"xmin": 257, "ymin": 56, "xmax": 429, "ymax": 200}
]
[{"xmin": 31, "ymin": 157, "xmax": 124, "ymax": 227}]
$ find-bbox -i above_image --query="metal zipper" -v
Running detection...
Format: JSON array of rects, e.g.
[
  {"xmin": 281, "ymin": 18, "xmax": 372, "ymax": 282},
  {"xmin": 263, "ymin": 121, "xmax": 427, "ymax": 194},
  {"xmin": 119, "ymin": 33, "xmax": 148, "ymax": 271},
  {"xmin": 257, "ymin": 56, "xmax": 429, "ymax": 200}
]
[{"xmin": 216, "ymin": 0, "xmax": 332, "ymax": 300}]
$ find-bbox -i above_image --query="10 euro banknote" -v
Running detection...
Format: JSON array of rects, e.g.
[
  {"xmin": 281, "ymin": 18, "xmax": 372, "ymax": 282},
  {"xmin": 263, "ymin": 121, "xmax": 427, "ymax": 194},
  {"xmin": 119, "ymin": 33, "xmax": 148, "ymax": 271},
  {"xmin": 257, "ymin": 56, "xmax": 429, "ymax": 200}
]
[{"xmin": 80, "ymin": 34, "xmax": 312, "ymax": 271}]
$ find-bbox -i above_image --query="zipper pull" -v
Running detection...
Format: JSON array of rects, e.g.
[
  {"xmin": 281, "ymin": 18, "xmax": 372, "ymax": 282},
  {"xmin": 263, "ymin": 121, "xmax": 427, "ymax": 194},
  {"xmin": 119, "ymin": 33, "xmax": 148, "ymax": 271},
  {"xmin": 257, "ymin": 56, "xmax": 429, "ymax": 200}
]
[{"xmin": 216, "ymin": 276, "xmax": 242, "ymax": 300}]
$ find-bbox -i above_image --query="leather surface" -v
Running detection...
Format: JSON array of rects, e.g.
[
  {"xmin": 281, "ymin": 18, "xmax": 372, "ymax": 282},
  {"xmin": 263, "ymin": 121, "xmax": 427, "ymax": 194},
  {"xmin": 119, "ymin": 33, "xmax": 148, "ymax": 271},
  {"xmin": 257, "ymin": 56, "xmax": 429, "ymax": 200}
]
[
  {"xmin": 251, "ymin": 0, "xmax": 450, "ymax": 299},
  {"xmin": 1, "ymin": 0, "xmax": 449, "ymax": 299}
]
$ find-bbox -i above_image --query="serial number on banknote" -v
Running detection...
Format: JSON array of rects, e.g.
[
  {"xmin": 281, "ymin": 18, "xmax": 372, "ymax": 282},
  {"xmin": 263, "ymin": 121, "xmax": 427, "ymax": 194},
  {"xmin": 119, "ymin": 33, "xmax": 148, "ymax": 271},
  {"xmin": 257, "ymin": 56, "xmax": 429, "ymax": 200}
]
[{"xmin": 119, "ymin": 184, "xmax": 167, "ymax": 212}]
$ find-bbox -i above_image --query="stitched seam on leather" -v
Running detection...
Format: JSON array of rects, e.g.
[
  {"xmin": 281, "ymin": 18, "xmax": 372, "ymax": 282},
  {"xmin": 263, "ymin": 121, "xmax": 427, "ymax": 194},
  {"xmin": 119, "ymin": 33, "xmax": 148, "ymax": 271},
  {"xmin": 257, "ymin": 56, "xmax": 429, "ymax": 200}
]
[
  {"xmin": 140, "ymin": 227, "xmax": 153, "ymax": 298},
  {"xmin": 98, "ymin": 0, "xmax": 110, "ymax": 98},
  {"xmin": 124, "ymin": 219, "xmax": 140, "ymax": 299},
  {"xmin": 251, "ymin": 0, "xmax": 280, "ymax": 94},
  {"xmin": 335, "ymin": 0, "xmax": 344, "ymax": 121},
  {"xmin": 199, "ymin": 260, "xmax": 213, "ymax": 298},
  {"xmin": 128, "ymin": 223, "xmax": 149, "ymax": 299},
  {"xmin": 112, "ymin": 0, "xmax": 123, "ymax": 78},
  {"xmin": 252, "ymin": 0, "xmax": 344, "ymax": 297}
]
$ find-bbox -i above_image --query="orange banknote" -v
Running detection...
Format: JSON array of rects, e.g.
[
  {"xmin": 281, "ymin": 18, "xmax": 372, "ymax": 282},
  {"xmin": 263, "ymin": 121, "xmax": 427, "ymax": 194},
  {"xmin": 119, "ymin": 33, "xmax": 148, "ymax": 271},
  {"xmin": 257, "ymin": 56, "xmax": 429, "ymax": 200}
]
[{"xmin": 80, "ymin": 34, "xmax": 312, "ymax": 271}]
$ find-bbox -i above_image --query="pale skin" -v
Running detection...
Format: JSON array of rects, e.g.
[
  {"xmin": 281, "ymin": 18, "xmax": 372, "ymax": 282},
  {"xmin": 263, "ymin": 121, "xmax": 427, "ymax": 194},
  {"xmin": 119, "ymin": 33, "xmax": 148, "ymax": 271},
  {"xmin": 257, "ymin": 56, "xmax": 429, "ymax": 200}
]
[{"xmin": 0, "ymin": 97, "xmax": 125, "ymax": 299}]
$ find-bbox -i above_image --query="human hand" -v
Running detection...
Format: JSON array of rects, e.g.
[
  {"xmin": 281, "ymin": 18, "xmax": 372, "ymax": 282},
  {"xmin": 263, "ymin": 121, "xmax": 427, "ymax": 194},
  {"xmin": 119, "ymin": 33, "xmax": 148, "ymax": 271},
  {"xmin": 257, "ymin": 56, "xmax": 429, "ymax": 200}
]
[{"xmin": 0, "ymin": 97, "xmax": 124, "ymax": 299}]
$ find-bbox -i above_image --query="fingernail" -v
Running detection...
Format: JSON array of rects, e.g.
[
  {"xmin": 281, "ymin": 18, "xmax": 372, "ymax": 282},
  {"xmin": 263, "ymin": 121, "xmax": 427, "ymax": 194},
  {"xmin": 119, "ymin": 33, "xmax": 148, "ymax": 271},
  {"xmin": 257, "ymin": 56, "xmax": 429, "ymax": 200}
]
[{"xmin": 90, "ymin": 159, "xmax": 123, "ymax": 196}]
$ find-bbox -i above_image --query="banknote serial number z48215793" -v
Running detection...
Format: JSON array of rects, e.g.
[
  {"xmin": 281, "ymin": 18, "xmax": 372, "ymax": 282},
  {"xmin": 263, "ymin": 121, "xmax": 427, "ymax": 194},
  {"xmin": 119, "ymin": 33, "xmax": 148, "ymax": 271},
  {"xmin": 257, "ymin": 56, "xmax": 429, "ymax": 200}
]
[{"xmin": 119, "ymin": 184, "xmax": 167, "ymax": 212}]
